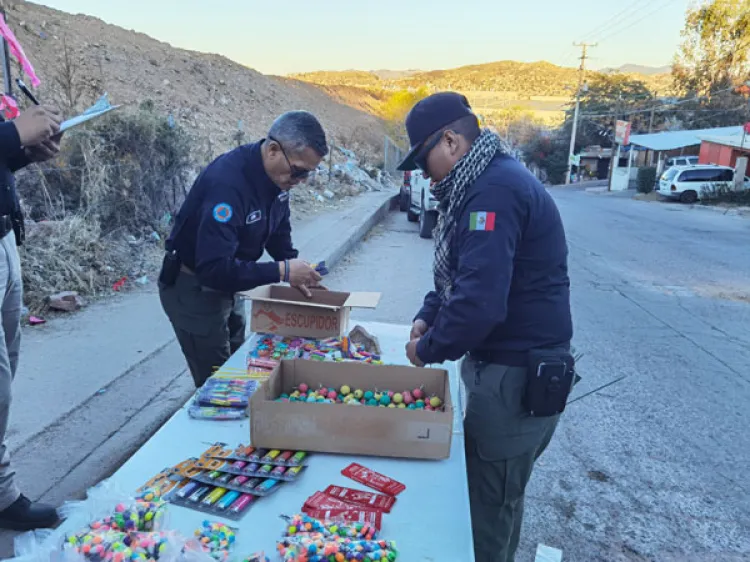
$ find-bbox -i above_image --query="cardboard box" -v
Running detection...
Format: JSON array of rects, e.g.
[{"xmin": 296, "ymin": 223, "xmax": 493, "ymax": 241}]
[
  {"xmin": 250, "ymin": 360, "xmax": 454, "ymax": 460},
  {"xmin": 241, "ymin": 285, "xmax": 381, "ymax": 338}
]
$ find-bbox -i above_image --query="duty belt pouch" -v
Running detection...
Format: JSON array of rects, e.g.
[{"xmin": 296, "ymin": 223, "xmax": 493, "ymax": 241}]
[
  {"xmin": 158, "ymin": 248, "xmax": 181, "ymax": 287},
  {"xmin": 12, "ymin": 209, "xmax": 25, "ymax": 247},
  {"xmin": 524, "ymin": 349, "xmax": 576, "ymax": 417}
]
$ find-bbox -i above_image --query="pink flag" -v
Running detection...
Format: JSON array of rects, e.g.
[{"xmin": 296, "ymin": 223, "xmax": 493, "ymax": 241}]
[
  {"xmin": 0, "ymin": 94, "xmax": 19, "ymax": 119},
  {"xmin": 0, "ymin": 13, "xmax": 41, "ymax": 87}
]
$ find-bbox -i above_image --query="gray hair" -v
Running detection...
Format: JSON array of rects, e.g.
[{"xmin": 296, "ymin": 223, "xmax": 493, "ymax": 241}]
[{"xmin": 268, "ymin": 111, "xmax": 329, "ymax": 158}]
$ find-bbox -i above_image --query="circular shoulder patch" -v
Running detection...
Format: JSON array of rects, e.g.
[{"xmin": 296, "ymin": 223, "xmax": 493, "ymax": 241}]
[{"xmin": 212, "ymin": 203, "xmax": 233, "ymax": 223}]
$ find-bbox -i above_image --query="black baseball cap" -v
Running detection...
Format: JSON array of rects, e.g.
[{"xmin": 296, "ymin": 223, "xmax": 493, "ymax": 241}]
[{"xmin": 397, "ymin": 92, "xmax": 475, "ymax": 172}]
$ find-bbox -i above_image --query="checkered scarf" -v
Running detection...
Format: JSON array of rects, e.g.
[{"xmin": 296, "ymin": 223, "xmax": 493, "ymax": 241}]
[{"xmin": 432, "ymin": 129, "xmax": 509, "ymax": 302}]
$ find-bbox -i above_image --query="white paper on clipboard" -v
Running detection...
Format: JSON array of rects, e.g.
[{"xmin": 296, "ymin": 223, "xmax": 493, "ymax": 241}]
[{"xmin": 60, "ymin": 93, "xmax": 120, "ymax": 132}]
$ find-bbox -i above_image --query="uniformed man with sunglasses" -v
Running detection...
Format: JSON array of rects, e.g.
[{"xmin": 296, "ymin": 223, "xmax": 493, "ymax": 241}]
[{"xmin": 159, "ymin": 111, "xmax": 326, "ymax": 388}]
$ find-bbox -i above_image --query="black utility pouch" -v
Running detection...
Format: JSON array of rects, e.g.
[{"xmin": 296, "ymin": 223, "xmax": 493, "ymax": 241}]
[
  {"xmin": 158, "ymin": 249, "xmax": 181, "ymax": 287},
  {"xmin": 524, "ymin": 349, "xmax": 576, "ymax": 417},
  {"xmin": 12, "ymin": 210, "xmax": 25, "ymax": 247}
]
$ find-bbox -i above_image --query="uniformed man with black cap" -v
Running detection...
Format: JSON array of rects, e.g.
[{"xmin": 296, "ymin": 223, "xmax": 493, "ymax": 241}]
[
  {"xmin": 400, "ymin": 92, "xmax": 574, "ymax": 562},
  {"xmin": 0, "ymin": 103, "xmax": 64, "ymax": 531},
  {"xmin": 159, "ymin": 111, "xmax": 326, "ymax": 388}
]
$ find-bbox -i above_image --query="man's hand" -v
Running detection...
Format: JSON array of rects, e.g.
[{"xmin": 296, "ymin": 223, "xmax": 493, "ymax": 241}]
[
  {"xmin": 286, "ymin": 258, "xmax": 322, "ymax": 298},
  {"xmin": 25, "ymin": 133, "xmax": 63, "ymax": 162},
  {"xmin": 405, "ymin": 338, "xmax": 424, "ymax": 367},
  {"xmin": 410, "ymin": 319, "xmax": 428, "ymax": 341},
  {"xmin": 14, "ymin": 105, "xmax": 62, "ymax": 147}
]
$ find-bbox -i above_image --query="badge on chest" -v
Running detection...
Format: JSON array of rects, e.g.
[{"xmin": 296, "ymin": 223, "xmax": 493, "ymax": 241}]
[{"xmin": 246, "ymin": 210, "xmax": 262, "ymax": 225}]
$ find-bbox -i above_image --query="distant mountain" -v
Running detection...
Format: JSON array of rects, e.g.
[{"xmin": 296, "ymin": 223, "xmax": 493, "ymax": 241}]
[
  {"xmin": 602, "ymin": 64, "xmax": 672, "ymax": 76},
  {"xmin": 371, "ymin": 69, "xmax": 422, "ymax": 80}
]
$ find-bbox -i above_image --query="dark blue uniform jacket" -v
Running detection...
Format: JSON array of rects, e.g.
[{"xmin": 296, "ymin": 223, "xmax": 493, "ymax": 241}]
[
  {"xmin": 0, "ymin": 121, "xmax": 30, "ymax": 217},
  {"xmin": 415, "ymin": 153, "xmax": 573, "ymax": 366},
  {"xmin": 168, "ymin": 140, "xmax": 298, "ymax": 293}
]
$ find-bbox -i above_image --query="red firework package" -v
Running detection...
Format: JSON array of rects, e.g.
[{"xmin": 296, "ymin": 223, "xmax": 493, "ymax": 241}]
[
  {"xmin": 246, "ymin": 357, "xmax": 277, "ymax": 371},
  {"xmin": 303, "ymin": 491, "xmax": 351, "ymax": 511},
  {"xmin": 303, "ymin": 508, "xmax": 383, "ymax": 531},
  {"xmin": 341, "ymin": 463, "xmax": 406, "ymax": 497},
  {"xmin": 324, "ymin": 485, "xmax": 395, "ymax": 513}
]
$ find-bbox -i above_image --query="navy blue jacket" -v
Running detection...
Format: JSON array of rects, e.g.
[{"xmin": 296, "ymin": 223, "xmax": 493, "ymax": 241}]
[
  {"xmin": 168, "ymin": 140, "xmax": 298, "ymax": 293},
  {"xmin": 415, "ymin": 153, "xmax": 572, "ymax": 365},
  {"xmin": 0, "ymin": 121, "xmax": 31, "ymax": 216}
]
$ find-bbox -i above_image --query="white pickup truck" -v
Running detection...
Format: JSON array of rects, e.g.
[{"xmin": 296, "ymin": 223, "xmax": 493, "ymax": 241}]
[{"xmin": 400, "ymin": 170, "xmax": 439, "ymax": 239}]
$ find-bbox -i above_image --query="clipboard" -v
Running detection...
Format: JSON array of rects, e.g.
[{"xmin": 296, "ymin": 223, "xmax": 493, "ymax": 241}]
[{"xmin": 60, "ymin": 93, "xmax": 120, "ymax": 132}]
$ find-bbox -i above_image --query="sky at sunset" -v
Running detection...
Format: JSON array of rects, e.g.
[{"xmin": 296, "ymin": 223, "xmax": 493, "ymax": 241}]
[{"xmin": 33, "ymin": 0, "xmax": 691, "ymax": 75}]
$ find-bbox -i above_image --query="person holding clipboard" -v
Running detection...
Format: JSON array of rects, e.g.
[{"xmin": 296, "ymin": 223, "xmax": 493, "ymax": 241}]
[{"xmin": 0, "ymin": 95, "xmax": 64, "ymax": 530}]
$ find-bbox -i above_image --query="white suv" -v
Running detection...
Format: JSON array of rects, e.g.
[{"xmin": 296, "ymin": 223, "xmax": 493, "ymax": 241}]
[
  {"xmin": 406, "ymin": 170, "xmax": 440, "ymax": 239},
  {"xmin": 658, "ymin": 164, "xmax": 749, "ymax": 203},
  {"xmin": 664, "ymin": 156, "xmax": 699, "ymax": 169}
]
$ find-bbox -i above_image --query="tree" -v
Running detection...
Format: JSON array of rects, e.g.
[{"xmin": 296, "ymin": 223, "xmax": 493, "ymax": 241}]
[
  {"xmin": 380, "ymin": 87, "xmax": 429, "ymax": 146},
  {"xmin": 51, "ymin": 38, "xmax": 98, "ymax": 113},
  {"xmin": 568, "ymin": 74, "xmax": 658, "ymax": 148},
  {"xmin": 482, "ymin": 105, "xmax": 546, "ymax": 146},
  {"xmin": 673, "ymin": 0, "xmax": 750, "ymax": 97},
  {"xmin": 671, "ymin": 0, "xmax": 750, "ymax": 127},
  {"xmin": 521, "ymin": 131, "xmax": 569, "ymax": 185}
]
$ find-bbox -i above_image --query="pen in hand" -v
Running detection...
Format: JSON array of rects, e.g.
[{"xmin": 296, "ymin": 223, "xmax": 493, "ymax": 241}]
[{"xmin": 16, "ymin": 78, "xmax": 39, "ymax": 105}]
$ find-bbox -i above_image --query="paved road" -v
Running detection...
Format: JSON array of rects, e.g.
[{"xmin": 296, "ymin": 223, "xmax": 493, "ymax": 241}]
[{"xmin": 325, "ymin": 191, "xmax": 750, "ymax": 562}]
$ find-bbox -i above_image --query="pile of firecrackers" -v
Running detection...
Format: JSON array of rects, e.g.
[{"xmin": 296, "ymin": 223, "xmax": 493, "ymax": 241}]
[
  {"xmin": 275, "ymin": 383, "xmax": 445, "ymax": 411},
  {"xmin": 44, "ymin": 491, "xmax": 254, "ymax": 562},
  {"xmin": 249, "ymin": 334, "xmax": 383, "ymax": 368},
  {"xmin": 19, "ymin": 487, "xmax": 399, "ymax": 562},
  {"xmin": 190, "ymin": 334, "xmax": 383, "ymax": 421}
]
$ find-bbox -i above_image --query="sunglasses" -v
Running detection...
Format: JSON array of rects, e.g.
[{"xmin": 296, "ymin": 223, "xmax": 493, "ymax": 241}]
[
  {"xmin": 414, "ymin": 131, "xmax": 445, "ymax": 173},
  {"xmin": 269, "ymin": 136, "xmax": 313, "ymax": 180}
]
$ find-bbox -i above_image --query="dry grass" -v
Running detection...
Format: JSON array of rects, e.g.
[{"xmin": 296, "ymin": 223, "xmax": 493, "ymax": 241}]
[
  {"xmin": 15, "ymin": 108, "xmax": 193, "ymax": 310},
  {"xmin": 20, "ymin": 217, "xmax": 163, "ymax": 312}
]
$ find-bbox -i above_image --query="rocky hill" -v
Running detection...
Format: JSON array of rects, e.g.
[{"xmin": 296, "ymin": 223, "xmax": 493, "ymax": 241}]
[
  {"xmin": 1, "ymin": 1, "xmax": 386, "ymax": 159},
  {"xmin": 291, "ymin": 60, "xmax": 673, "ymax": 98},
  {"xmin": 291, "ymin": 61, "xmax": 676, "ymax": 126}
]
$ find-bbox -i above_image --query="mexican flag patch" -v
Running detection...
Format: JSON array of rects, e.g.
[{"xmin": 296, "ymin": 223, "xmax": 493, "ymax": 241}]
[{"xmin": 469, "ymin": 211, "xmax": 495, "ymax": 231}]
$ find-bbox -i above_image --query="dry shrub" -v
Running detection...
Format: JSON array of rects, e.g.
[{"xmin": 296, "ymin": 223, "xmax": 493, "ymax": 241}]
[
  {"xmin": 15, "ymin": 107, "xmax": 194, "ymax": 308},
  {"xmin": 20, "ymin": 107, "xmax": 193, "ymax": 232}
]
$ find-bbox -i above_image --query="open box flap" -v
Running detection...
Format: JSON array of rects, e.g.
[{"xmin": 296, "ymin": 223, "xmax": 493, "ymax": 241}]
[
  {"xmin": 243, "ymin": 295, "xmax": 342, "ymax": 310},
  {"xmin": 241, "ymin": 287, "xmax": 380, "ymax": 311},
  {"xmin": 240, "ymin": 286, "xmax": 342, "ymax": 310},
  {"xmin": 343, "ymin": 292, "xmax": 381, "ymax": 309}
]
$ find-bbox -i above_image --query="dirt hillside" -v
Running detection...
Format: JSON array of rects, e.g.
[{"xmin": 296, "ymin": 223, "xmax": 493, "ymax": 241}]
[{"xmin": 1, "ymin": 0, "xmax": 386, "ymax": 159}]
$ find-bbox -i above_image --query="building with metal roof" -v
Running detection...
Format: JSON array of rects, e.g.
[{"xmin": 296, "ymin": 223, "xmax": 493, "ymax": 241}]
[{"xmin": 628, "ymin": 126, "xmax": 744, "ymax": 152}]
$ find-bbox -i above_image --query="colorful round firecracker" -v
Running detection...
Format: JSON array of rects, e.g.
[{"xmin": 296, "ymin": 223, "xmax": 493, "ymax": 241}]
[
  {"xmin": 277, "ymin": 537, "xmax": 398, "ymax": 562},
  {"xmin": 65, "ymin": 530, "xmax": 173, "ymax": 562},
  {"xmin": 285, "ymin": 514, "xmax": 378, "ymax": 541},
  {"xmin": 194, "ymin": 520, "xmax": 236, "ymax": 561},
  {"xmin": 276, "ymin": 385, "xmax": 444, "ymax": 412},
  {"xmin": 88, "ymin": 500, "xmax": 166, "ymax": 533}
]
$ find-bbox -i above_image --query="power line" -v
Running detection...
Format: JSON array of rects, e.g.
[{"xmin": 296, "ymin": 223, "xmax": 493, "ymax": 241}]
[
  {"xmin": 580, "ymin": 84, "xmax": 741, "ymax": 117},
  {"xmin": 581, "ymin": 0, "xmax": 654, "ymax": 44},
  {"xmin": 589, "ymin": 0, "xmax": 679, "ymax": 47}
]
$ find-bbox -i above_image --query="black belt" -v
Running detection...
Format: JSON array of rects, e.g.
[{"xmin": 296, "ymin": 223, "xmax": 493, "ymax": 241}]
[
  {"xmin": 0, "ymin": 215, "xmax": 12, "ymax": 239},
  {"xmin": 468, "ymin": 349, "xmax": 528, "ymax": 367},
  {"xmin": 468, "ymin": 344, "xmax": 571, "ymax": 368}
]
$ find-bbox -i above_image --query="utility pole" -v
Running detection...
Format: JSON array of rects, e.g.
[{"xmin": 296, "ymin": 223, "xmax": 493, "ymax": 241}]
[
  {"xmin": 607, "ymin": 95, "xmax": 623, "ymax": 191},
  {"xmin": 565, "ymin": 42, "xmax": 596, "ymax": 185},
  {"xmin": 647, "ymin": 104, "xmax": 657, "ymax": 166}
]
